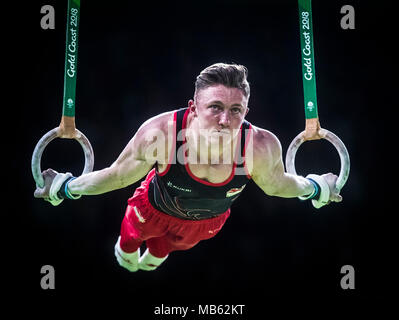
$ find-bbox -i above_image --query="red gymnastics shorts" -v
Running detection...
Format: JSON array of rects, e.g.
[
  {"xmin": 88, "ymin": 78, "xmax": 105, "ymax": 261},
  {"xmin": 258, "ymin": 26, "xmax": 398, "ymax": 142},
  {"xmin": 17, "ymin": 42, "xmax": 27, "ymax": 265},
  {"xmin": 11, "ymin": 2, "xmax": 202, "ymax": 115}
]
[{"xmin": 119, "ymin": 169, "xmax": 231, "ymax": 258}]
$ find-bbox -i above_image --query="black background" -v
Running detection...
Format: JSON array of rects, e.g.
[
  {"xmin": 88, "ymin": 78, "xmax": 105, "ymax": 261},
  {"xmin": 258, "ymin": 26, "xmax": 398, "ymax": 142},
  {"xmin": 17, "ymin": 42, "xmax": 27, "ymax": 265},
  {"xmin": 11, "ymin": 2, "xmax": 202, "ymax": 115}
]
[{"xmin": 8, "ymin": 0, "xmax": 395, "ymax": 316}]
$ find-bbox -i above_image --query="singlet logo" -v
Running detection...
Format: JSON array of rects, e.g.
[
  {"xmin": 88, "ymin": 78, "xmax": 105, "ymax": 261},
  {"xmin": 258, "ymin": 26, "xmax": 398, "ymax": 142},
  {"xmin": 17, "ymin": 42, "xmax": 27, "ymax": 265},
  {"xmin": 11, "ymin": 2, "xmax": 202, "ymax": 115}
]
[
  {"xmin": 167, "ymin": 181, "xmax": 192, "ymax": 193},
  {"xmin": 226, "ymin": 185, "xmax": 246, "ymax": 197}
]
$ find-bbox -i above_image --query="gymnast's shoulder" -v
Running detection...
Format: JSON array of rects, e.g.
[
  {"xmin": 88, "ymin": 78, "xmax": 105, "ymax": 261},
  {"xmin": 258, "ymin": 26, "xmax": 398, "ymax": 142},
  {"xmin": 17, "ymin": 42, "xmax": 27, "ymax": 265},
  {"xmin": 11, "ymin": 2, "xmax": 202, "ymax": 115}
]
[{"xmin": 245, "ymin": 124, "xmax": 283, "ymax": 174}]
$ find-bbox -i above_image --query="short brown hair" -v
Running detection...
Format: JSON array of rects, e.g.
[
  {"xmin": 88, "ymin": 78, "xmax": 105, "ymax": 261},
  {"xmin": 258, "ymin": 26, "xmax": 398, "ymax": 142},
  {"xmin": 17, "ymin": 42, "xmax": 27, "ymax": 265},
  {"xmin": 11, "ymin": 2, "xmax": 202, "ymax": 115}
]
[{"xmin": 194, "ymin": 63, "xmax": 250, "ymax": 99}]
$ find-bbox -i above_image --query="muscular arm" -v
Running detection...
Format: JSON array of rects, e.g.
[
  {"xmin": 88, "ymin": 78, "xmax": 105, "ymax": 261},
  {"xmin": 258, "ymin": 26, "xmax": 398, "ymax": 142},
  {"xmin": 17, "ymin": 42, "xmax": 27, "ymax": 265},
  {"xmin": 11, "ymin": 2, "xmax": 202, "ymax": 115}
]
[
  {"xmin": 67, "ymin": 137, "xmax": 153, "ymax": 196},
  {"xmin": 250, "ymin": 127, "xmax": 315, "ymax": 198},
  {"xmin": 67, "ymin": 113, "xmax": 172, "ymax": 196}
]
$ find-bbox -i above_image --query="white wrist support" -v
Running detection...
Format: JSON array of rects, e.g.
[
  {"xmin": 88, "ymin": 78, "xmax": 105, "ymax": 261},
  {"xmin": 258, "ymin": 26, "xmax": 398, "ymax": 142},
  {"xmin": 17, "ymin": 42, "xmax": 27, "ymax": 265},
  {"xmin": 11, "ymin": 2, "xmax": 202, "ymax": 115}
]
[
  {"xmin": 306, "ymin": 174, "xmax": 330, "ymax": 209},
  {"xmin": 299, "ymin": 178, "xmax": 318, "ymax": 201},
  {"xmin": 48, "ymin": 172, "xmax": 73, "ymax": 206}
]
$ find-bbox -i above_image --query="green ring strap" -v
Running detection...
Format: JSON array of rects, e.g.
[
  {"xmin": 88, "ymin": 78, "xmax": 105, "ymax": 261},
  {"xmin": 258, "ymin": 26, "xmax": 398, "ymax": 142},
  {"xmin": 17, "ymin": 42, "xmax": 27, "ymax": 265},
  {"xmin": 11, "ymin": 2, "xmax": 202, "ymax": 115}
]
[
  {"xmin": 298, "ymin": 0, "xmax": 318, "ymax": 120},
  {"xmin": 31, "ymin": 0, "xmax": 95, "ymax": 189},
  {"xmin": 285, "ymin": 0, "xmax": 351, "ymax": 194},
  {"xmin": 62, "ymin": 0, "xmax": 80, "ymax": 118}
]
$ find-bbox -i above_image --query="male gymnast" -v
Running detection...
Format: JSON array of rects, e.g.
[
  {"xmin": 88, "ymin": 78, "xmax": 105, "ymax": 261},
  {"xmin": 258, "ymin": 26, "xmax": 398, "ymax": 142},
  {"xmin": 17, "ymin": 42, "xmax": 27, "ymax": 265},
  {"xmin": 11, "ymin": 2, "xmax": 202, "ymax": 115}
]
[{"xmin": 34, "ymin": 63, "xmax": 342, "ymax": 272}]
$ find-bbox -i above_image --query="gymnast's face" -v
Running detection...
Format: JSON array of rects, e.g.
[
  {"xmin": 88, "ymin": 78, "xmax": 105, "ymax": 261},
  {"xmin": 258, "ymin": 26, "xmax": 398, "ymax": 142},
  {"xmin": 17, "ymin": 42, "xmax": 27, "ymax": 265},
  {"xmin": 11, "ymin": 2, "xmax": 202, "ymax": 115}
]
[{"xmin": 188, "ymin": 84, "xmax": 249, "ymax": 142}]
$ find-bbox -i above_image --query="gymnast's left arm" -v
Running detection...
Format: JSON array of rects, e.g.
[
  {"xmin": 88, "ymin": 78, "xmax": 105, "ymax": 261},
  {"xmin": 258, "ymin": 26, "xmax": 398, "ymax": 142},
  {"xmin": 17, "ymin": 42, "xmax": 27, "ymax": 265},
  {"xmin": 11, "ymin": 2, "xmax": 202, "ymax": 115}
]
[{"xmin": 249, "ymin": 127, "xmax": 342, "ymax": 205}]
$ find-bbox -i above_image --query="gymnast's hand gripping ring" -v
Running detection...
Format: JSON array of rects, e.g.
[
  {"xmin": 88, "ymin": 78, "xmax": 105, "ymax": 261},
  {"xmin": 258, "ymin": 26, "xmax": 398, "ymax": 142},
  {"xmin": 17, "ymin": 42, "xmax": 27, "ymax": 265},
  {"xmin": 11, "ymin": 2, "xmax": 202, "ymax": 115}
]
[
  {"xmin": 31, "ymin": 127, "xmax": 94, "ymax": 188},
  {"xmin": 285, "ymin": 128, "xmax": 350, "ymax": 191}
]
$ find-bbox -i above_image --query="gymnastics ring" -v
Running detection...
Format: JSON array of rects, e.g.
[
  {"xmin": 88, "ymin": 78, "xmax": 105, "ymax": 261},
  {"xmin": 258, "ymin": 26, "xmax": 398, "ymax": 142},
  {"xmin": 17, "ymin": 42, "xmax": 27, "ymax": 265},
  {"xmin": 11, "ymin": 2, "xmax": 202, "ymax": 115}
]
[
  {"xmin": 31, "ymin": 127, "xmax": 94, "ymax": 188},
  {"xmin": 285, "ymin": 128, "xmax": 350, "ymax": 191}
]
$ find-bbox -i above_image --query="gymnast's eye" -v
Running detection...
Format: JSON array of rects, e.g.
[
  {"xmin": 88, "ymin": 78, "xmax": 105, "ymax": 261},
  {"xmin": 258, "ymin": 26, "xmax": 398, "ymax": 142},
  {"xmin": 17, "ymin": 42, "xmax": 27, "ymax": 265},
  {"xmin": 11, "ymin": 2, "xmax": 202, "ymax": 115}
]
[
  {"xmin": 231, "ymin": 107, "xmax": 242, "ymax": 114},
  {"xmin": 209, "ymin": 105, "xmax": 222, "ymax": 111}
]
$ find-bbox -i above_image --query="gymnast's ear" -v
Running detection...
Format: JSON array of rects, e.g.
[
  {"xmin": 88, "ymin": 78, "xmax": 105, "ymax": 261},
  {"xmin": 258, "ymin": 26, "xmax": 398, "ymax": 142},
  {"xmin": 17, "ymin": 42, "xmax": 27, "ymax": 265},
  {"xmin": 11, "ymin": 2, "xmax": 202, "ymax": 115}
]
[{"xmin": 188, "ymin": 99, "xmax": 197, "ymax": 116}]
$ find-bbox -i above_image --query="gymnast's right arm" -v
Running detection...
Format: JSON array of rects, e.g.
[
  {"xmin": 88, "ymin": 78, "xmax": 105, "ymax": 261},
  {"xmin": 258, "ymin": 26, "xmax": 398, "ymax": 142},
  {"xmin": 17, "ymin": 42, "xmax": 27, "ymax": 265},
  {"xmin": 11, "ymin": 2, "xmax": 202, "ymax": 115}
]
[
  {"xmin": 34, "ymin": 113, "xmax": 170, "ymax": 201},
  {"xmin": 69, "ymin": 126, "xmax": 155, "ymax": 196}
]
